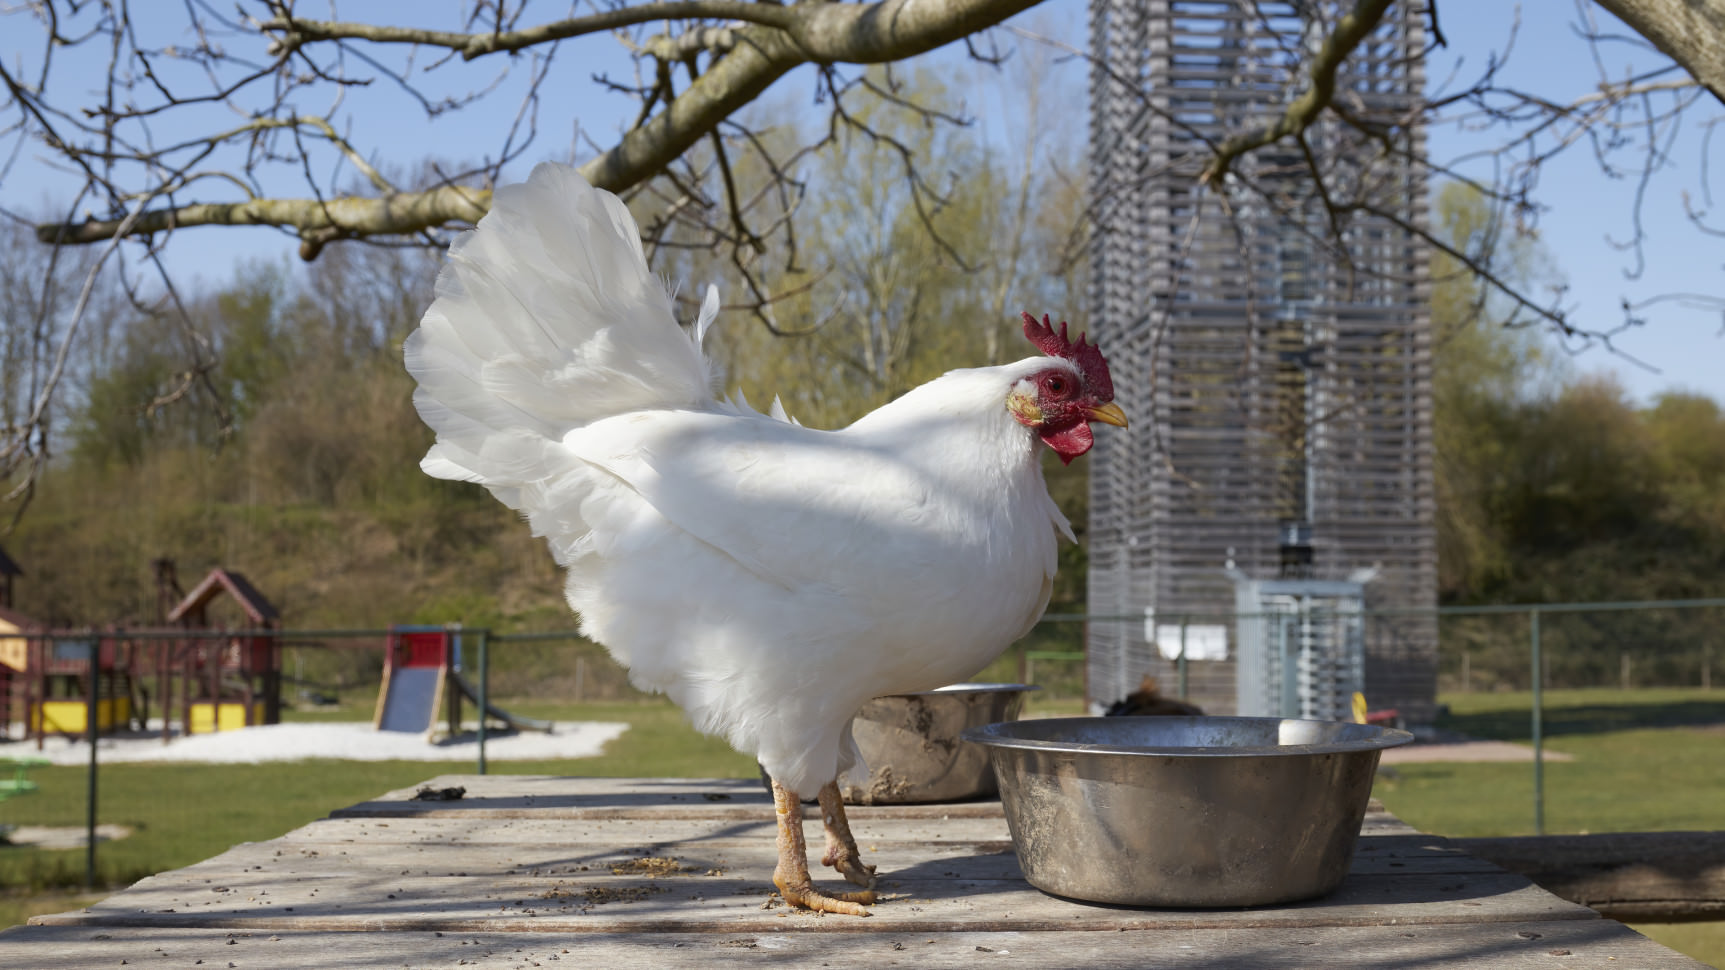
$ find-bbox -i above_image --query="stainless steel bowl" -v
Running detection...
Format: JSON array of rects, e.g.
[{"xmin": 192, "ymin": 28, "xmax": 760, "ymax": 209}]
[
  {"xmin": 840, "ymin": 683, "xmax": 1038, "ymax": 804},
  {"xmin": 962, "ymin": 715, "xmax": 1414, "ymax": 906}
]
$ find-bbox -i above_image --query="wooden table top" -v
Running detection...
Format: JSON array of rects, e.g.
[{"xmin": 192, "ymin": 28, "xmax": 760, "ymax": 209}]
[{"xmin": 2, "ymin": 775, "xmax": 1709, "ymax": 968}]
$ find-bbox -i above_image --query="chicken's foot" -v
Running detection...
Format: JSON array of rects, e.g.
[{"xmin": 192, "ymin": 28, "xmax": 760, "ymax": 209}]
[
  {"xmin": 816, "ymin": 781, "xmax": 877, "ymax": 890},
  {"xmin": 771, "ymin": 779, "xmax": 874, "ymax": 916}
]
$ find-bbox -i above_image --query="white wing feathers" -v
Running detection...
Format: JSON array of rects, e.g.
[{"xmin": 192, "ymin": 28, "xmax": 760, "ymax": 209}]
[
  {"xmin": 559, "ymin": 412, "xmax": 937, "ymax": 595},
  {"xmin": 405, "ymin": 162, "xmax": 716, "ymax": 493}
]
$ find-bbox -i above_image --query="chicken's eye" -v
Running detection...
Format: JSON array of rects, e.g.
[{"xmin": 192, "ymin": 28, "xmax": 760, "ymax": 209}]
[{"xmin": 1046, "ymin": 376, "xmax": 1068, "ymax": 396}]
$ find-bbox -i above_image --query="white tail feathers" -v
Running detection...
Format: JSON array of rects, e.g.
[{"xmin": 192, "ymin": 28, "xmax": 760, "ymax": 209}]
[
  {"xmin": 405, "ymin": 163, "xmax": 718, "ymax": 492},
  {"xmin": 694, "ymin": 285, "xmax": 720, "ymax": 348}
]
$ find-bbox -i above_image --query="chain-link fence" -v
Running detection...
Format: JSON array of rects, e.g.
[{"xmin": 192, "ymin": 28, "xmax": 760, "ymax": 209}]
[
  {"xmin": 1430, "ymin": 600, "xmax": 1725, "ymax": 836},
  {"xmin": 1438, "ymin": 601, "xmax": 1723, "ymax": 693}
]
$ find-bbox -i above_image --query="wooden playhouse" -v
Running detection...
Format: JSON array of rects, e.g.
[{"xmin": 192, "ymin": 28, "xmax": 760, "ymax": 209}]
[
  {"xmin": 165, "ymin": 568, "xmax": 283, "ymax": 734},
  {"xmin": 0, "ymin": 546, "xmax": 147, "ymax": 740}
]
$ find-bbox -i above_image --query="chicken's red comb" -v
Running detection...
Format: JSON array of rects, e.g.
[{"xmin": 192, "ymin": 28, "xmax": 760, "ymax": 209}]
[{"xmin": 1022, "ymin": 312, "xmax": 1114, "ymax": 400}]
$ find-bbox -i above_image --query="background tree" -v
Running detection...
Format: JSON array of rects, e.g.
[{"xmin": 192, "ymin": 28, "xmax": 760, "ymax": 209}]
[
  {"xmin": 2, "ymin": 1, "xmax": 1721, "ymax": 517},
  {"xmin": 1428, "ymin": 181, "xmax": 1566, "ymax": 600},
  {"xmin": 1432, "ymin": 177, "xmax": 1725, "ymax": 602}
]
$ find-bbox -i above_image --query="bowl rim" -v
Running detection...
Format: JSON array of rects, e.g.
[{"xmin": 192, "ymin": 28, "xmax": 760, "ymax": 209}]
[
  {"xmin": 961, "ymin": 714, "xmax": 1415, "ymax": 757},
  {"xmin": 888, "ymin": 682, "xmax": 1041, "ymax": 697}
]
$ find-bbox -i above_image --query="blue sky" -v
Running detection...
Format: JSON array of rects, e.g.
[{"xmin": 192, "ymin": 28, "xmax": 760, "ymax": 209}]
[
  {"xmin": 3, "ymin": 0, "xmax": 1718, "ymax": 405},
  {"xmin": 1422, "ymin": 0, "xmax": 1724, "ymax": 406}
]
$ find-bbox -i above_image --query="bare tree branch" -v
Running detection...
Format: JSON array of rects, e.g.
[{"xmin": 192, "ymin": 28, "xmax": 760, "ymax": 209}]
[
  {"xmin": 36, "ymin": 183, "xmax": 492, "ymax": 259},
  {"xmin": 1593, "ymin": 0, "xmax": 1725, "ymax": 105},
  {"xmin": 34, "ymin": 0, "xmax": 1045, "ymax": 252},
  {"xmin": 267, "ymin": 0, "xmax": 1044, "ymax": 65},
  {"xmin": 263, "ymin": 3, "xmax": 799, "ymax": 61},
  {"xmin": 1200, "ymin": 0, "xmax": 1396, "ymax": 186}
]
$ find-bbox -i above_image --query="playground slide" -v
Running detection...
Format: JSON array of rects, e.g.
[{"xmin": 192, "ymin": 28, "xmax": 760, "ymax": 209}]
[
  {"xmin": 449, "ymin": 669, "xmax": 555, "ymax": 734},
  {"xmin": 376, "ymin": 666, "xmax": 443, "ymax": 733}
]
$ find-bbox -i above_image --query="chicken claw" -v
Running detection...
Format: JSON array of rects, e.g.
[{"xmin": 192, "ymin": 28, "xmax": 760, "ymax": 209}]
[
  {"xmin": 771, "ymin": 779, "xmax": 874, "ymax": 916},
  {"xmin": 817, "ymin": 781, "xmax": 877, "ymax": 890}
]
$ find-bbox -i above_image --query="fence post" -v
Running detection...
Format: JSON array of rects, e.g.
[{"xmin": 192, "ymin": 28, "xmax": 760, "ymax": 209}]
[
  {"xmin": 1530, "ymin": 608, "xmax": 1544, "ymax": 836},
  {"xmin": 83, "ymin": 636, "xmax": 99, "ymax": 889},
  {"xmin": 1177, "ymin": 620, "xmax": 1189, "ymax": 700},
  {"xmin": 476, "ymin": 629, "xmax": 489, "ymax": 776},
  {"xmin": 1279, "ymin": 613, "xmax": 1299, "ymax": 718}
]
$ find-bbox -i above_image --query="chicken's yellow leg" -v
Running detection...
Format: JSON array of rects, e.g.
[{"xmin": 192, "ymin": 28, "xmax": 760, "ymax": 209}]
[
  {"xmin": 816, "ymin": 781, "xmax": 877, "ymax": 890},
  {"xmin": 771, "ymin": 779, "xmax": 874, "ymax": 915}
]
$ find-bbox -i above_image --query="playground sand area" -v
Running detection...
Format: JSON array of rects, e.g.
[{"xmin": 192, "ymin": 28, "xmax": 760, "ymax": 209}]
[
  {"xmin": 8, "ymin": 720, "xmax": 630, "ymax": 766},
  {"xmin": 1379, "ymin": 739, "xmax": 1572, "ymax": 763}
]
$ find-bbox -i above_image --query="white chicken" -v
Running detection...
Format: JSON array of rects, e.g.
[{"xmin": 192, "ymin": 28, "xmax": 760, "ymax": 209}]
[{"xmin": 405, "ymin": 162, "xmax": 1125, "ymax": 915}]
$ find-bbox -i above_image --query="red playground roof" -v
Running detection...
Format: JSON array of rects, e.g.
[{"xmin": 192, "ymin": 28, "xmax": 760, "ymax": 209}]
[{"xmin": 166, "ymin": 569, "xmax": 280, "ymax": 627}]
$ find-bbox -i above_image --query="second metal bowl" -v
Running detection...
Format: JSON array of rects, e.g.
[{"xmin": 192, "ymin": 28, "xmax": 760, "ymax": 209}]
[{"xmin": 840, "ymin": 683, "xmax": 1037, "ymax": 804}]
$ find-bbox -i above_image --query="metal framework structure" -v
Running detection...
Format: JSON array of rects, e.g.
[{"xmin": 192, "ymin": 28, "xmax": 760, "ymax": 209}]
[{"xmin": 1085, "ymin": 0, "xmax": 1437, "ymax": 720}]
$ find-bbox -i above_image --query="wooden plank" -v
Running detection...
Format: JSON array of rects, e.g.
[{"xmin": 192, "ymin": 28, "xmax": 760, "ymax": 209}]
[
  {"xmin": 1, "ymin": 920, "xmax": 1708, "ymax": 969},
  {"xmin": 333, "ymin": 774, "xmax": 1004, "ymax": 821},
  {"xmin": 161, "ymin": 831, "xmax": 1497, "ymax": 883},
  {"xmin": 273, "ymin": 814, "xmax": 1007, "ymax": 846},
  {"xmin": 31, "ymin": 863, "xmax": 1594, "ymax": 934},
  {"xmin": 331, "ymin": 775, "xmax": 1420, "ymax": 832},
  {"xmin": 273, "ymin": 810, "xmax": 1424, "ymax": 850},
  {"xmin": 177, "ymin": 839, "xmax": 1023, "ymax": 881},
  {"xmin": 337, "ymin": 774, "xmax": 771, "ymax": 811},
  {"xmin": 1455, "ymin": 832, "xmax": 1725, "ymax": 921}
]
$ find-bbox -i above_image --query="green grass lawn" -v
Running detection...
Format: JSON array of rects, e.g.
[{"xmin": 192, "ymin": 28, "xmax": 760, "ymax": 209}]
[{"xmin": 1375, "ymin": 688, "xmax": 1725, "ymax": 837}]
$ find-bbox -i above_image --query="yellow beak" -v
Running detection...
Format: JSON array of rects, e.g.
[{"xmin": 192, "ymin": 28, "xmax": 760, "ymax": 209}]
[{"xmin": 1088, "ymin": 402, "xmax": 1129, "ymax": 428}]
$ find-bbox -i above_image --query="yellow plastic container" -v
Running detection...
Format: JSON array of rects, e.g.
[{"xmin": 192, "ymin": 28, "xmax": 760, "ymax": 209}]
[
  {"xmin": 189, "ymin": 701, "xmax": 265, "ymax": 734},
  {"xmin": 34, "ymin": 696, "xmax": 132, "ymax": 734}
]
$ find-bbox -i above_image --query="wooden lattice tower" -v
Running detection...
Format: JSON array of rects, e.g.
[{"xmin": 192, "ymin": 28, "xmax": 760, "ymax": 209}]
[{"xmin": 1085, "ymin": 0, "xmax": 1437, "ymax": 720}]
